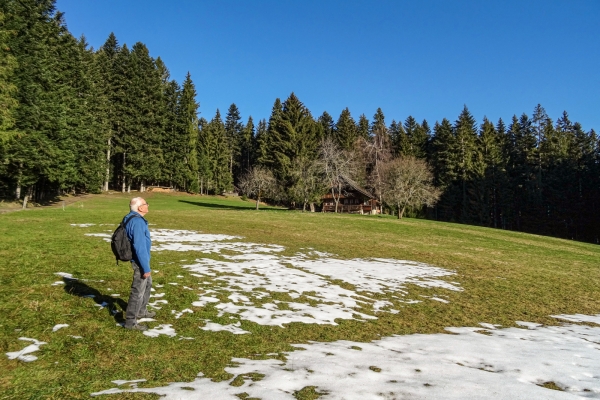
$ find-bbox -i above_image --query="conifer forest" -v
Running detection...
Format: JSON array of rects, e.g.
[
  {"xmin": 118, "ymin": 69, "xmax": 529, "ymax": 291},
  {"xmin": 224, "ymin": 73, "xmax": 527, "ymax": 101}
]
[{"xmin": 1, "ymin": 1, "xmax": 599, "ymax": 243}]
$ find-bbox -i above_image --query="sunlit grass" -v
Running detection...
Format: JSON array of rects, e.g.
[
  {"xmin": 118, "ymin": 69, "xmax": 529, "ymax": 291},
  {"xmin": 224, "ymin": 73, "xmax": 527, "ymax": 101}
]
[{"xmin": 0, "ymin": 192, "xmax": 599, "ymax": 398}]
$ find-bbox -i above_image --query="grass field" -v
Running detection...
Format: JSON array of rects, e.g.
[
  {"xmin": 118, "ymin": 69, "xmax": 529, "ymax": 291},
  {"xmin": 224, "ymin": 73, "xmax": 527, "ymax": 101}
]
[{"xmin": 1, "ymin": 192, "xmax": 599, "ymax": 398}]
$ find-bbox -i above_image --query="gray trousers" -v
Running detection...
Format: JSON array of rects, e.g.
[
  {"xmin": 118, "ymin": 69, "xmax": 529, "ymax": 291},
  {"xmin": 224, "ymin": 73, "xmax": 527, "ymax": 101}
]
[{"xmin": 125, "ymin": 261, "xmax": 152, "ymax": 327}]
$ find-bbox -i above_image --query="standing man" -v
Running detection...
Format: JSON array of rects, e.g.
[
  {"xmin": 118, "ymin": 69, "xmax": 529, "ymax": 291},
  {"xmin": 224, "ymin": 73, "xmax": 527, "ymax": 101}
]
[{"xmin": 124, "ymin": 197, "xmax": 155, "ymax": 331}]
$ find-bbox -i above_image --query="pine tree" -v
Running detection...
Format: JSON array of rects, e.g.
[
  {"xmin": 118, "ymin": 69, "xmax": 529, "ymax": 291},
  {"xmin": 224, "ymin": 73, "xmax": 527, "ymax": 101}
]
[
  {"xmin": 254, "ymin": 118, "xmax": 270, "ymax": 167},
  {"xmin": 453, "ymin": 105, "xmax": 478, "ymax": 222},
  {"xmin": 206, "ymin": 110, "xmax": 232, "ymax": 193},
  {"xmin": 225, "ymin": 103, "xmax": 243, "ymax": 179},
  {"xmin": 318, "ymin": 111, "xmax": 335, "ymax": 139},
  {"xmin": 0, "ymin": 9, "xmax": 17, "ymax": 143},
  {"xmin": 178, "ymin": 72, "xmax": 200, "ymax": 193},
  {"xmin": 356, "ymin": 114, "xmax": 370, "ymax": 140},
  {"xmin": 334, "ymin": 108, "xmax": 357, "ymax": 150},
  {"xmin": 270, "ymin": 93, "xmax": 320, "ymax": 191},
  {"xmin": 239, "ymin": 116, "xmax": 254, "ymax": 175}
]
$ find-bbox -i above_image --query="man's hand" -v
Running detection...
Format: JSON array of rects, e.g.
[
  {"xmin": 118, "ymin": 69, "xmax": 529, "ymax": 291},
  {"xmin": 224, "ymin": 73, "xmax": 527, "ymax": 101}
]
[{"xmin": 143, "ymin": 272, "xmax": 151, "ymax": 279}]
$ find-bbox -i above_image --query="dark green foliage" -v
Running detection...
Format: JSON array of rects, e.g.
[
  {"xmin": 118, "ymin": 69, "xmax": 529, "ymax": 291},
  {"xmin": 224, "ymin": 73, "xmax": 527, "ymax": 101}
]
[
  {"xmin": 225, "ymin": 103, "xmax": 243, "ymax": 181},
  {"xmin": 270, "ymin": 93, "xmax": 320, "ymax": 192},
  {"xmin": 356, "ymin": 114, "xmax": 370, "ymax": 140},
  {"xmin": 318, "ymin": 111, "xmax": 335, "ymax": 139},
  {"xmin": 334, "ymin": 108, "xmax": 358, "ymax": 151},
  {"xmin": 200, "ymin": 109, "xmax": 232, "ymax": 194},
  {"xmin": 1, "ymin": 0, "xmax": 599, "ymax": 243}
]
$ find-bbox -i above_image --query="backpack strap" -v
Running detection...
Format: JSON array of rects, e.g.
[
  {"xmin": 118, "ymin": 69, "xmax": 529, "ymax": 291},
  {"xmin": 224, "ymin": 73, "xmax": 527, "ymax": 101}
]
[{"xmin": 122, "ymin": 213, "xmax": 142, "ymax": 228}]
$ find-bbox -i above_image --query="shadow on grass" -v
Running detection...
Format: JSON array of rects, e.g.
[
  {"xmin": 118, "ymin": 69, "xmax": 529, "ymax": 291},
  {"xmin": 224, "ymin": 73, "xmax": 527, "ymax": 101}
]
[
  {"xmin": 63, "ymin": 278, "xmax": 127, "ymax": 325},
  {"xmin": 179, "ymin": 199, "xmax": 289, "ymax": 212}
]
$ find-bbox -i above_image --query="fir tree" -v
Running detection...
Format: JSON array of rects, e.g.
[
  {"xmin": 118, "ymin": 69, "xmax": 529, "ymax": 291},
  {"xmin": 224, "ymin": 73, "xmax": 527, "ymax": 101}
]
[
  {"xmin": 225, "ymin": 103, "xmax": 243, "ymax": 178},
  {"xmin": 334, "ymin": 108, "xmax": 357, "ymax": 150},
  {"xmin": 356, "ymin": 114, "xmax": 370, "ymax": 140},
  {"xmin": 178, "ymin": 72, "xmax": 200, "ymax": 193},
  {"xmin": 271, "ymin": 93, "xmax": 320, "ymax": 192}
]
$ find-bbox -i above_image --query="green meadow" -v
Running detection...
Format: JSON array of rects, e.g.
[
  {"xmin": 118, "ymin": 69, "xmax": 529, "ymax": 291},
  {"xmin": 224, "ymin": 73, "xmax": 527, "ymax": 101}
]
[{"xmin": 1, "ymin": 193, "xmax": 599, "ymax": 398}]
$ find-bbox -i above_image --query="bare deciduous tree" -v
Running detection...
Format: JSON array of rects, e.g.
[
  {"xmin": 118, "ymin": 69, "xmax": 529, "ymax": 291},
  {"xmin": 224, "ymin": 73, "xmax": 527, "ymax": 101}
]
[
  {"xmin": 380, "ymin": 157, "xmax": 441, "ymax": 219},
  {"xmin": 238, "ymin": 166, "xmax": 277, "ymax": 210},
  {"xmin": 319, "ymin": 138, "xmax": 357, "ymax": 213},
  {"xmin": 289, "ymin": 156, "xmax": 326, "ymax": 212},
  {"xmin": 360, "ymin": 125, "xmax": 392, "ymax": 207}
]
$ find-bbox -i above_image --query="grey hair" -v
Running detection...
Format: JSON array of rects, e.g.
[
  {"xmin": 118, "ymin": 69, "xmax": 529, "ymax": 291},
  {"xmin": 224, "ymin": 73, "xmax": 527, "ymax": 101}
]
[{"xmin": 130, "ymin": 197, "xmax": 144, "ymax": 212}]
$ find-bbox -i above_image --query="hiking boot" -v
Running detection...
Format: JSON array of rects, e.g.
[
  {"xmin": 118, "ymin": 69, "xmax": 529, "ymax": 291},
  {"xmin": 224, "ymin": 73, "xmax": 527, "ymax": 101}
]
[
  {"xmin": 124, "ymin": 323, "xmax": 148, "ymax": 331},
  {"xmin": 138, "ymin": 311, "xmax": 156, "ymax": 318}
]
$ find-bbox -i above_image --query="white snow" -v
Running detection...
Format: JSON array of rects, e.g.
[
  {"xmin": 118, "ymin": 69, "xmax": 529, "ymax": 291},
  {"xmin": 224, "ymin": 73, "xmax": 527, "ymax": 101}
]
[
  {"xmin": 200, "ymin": 321, "xmax": 250, "ymax": 335},
  {"xmin": 52, "ymin": 324, "xmax": 69, "ymax": 332},
  {"xmin": 92, "ymin": 318, "xmax": 600, "ymax": 398},
  {"xmin": 77, "ymin": 225, "xmax": 600, "ymax": 398},
  {"xmin": 6, "ymin": 338, "xmax": 47, "ymax": 362},
  {"xmin": 552, "ymin": 314, "xmax": 600, "ymax": 325},
  {"xmin": 143, "ymin": 324, "xmax": 177, "ymax": 338}
]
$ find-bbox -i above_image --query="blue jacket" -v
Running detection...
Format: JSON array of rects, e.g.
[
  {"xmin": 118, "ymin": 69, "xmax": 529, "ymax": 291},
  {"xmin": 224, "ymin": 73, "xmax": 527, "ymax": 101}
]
[{"xmin": 123, "ymin": 211, "xmax": 151, "ymax": 274}]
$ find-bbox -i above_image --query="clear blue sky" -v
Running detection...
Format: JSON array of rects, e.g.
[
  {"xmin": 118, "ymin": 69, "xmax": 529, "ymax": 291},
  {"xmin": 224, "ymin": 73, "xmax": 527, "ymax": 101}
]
[{"xmin": 56, "ymin": 0, "xmax": 599, "ymax": 132}]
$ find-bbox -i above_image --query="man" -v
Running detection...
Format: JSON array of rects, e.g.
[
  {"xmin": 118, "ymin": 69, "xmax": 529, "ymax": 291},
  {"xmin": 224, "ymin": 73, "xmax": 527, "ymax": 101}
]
[{"xmin": 123, "ymin": 197, "xmax": 155, "ymax": 331}]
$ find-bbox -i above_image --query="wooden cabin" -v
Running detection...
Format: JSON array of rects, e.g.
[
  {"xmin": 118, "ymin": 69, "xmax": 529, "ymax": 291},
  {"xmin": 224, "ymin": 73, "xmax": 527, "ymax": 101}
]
[{"xmin": 321, "ymin": 175, "xmax": 381, "ymax": 214}]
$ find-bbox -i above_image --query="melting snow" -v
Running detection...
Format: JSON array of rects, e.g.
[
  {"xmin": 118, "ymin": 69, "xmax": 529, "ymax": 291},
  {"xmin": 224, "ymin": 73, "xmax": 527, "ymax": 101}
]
[
  {"xmin": 6, "ymin": 338, "xmax": 47, "ymax": 362},
  {"xmin": 200, "ymin": 321, "xmax": 250, "ymax": 335},
  {"xmin": 77, "ymin": 225, "xmax": 600, "ymax": 398},
  {"xmin": 143, "ymin": 324, "xmax": 177, "ymax": 338},
  {"xmin": 92, "ymin": 318, "xmax": 600, "ymax": 398},
  {"xmin": 52, "ymin": 324, "xmax": 69, "ymax": 332}
]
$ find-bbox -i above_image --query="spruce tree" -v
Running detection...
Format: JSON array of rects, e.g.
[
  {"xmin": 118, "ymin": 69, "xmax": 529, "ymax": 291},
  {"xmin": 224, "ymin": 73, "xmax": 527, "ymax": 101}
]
[
  {"xmin": 254, "ymin": 118, "xmax": 271, "ymax": 167},
  {"xmin": 453, "ymin": 105, "xmax": 478, "ymax": 222},
  {"xmin": 225, "ymin": 103, "xmax": 243, "ymax": 181},
  {"xmin": 178, "ymin": 72, "xmax": 200, "ymax": 193},
  {"xmin": 333, "ymin": 108, "xmax": 357, "ymax": 150},
  {"xmin": 356, "ymin": 114, "xmax": 370, "ymax": 140},
  {"xmin": 271, "ymin": 93, "xmax": 320, "ymax": 191},
  {"xmin": 318, "ymin": 111, "xmax": 335, "ymax": 139}
]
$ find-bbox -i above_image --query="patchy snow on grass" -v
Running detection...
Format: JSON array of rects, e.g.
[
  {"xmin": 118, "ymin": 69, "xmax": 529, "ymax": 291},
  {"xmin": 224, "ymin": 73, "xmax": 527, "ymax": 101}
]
[
  {"xmin": 552, "ymin": 314, "xmax": 600, "ymax": 325},
  {"xmin": 92, "ymin": 317, "xmax": 600, "ymax": 399},
  {"xmin": 200, "ymin": 321, "xmax": 250, "ymax": 335},
  {"xmin": 52, "ymin": 324, "xmax": 69, "ymax": 332},
  {"xmin": 143, "ymin": 324, "xmax": 177, "ymax": 338},
  {"xmin": 80, "ymin": 226, "xmax": 600, "ymax": 398},
  {"xmin": 6, "ymin": 338, "xmax": 47, "ymax": 362},
  {"xmin": 80, "ymin": 226, "xmax": 461, "ymax": 330}
]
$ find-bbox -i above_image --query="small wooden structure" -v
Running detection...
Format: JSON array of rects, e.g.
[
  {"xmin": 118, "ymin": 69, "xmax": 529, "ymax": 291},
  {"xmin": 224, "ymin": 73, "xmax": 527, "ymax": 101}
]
[{"xmin": 321, "ymin": 175, "xmax": 381, "ymax": 214}]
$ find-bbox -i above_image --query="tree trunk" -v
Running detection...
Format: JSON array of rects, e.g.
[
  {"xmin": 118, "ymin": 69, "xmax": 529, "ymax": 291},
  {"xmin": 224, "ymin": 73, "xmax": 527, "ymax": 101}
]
[
  {"xmin": 104, "ymin": 137, "xmax": 111, "ymax": 191},
  {"xmin": 22, "ymin": 187, "xmax": 32, "ymax": 209},
  {"xmin": 255, "ymin": 197, "xmax": 260, "ymax": 210},
  {"xmin": 15, "ymin": 162, "xmax": 22, "ymax": 200},
  {"xmin": 310, "ymin": 202, "xmax": 315, "ymax": 213},
  {"xmin": 398, "ymin": 204, "xmax": 405, "ymax": 219},
  {"xmin": 140, "ymin": 180, "xmax": 145, "ymax": 193},
  {"xmin": 122, "ymin": 152, "xmax": 126, "ymax": 193}
]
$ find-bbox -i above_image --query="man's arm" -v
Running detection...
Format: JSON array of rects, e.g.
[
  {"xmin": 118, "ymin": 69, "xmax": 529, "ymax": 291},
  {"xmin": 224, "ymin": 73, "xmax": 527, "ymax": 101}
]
[{"xmin": 130, "ymin": 218, "xmax": 151, "ymax": 275}]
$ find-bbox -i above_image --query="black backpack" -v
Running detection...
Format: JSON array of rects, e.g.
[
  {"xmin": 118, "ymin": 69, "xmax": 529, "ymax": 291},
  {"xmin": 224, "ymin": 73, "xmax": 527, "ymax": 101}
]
[{"xmin": 110, "ymin": 214, "xmax": 142, "ymax": 265}]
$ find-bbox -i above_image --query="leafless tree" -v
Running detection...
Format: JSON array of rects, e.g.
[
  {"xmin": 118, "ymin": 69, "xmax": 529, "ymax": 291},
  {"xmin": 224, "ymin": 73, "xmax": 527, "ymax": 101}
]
[
  {"xmin": 360, "ymin": 125, "xmax": 392, "ymax": 207},
  {"xmin": 289, "ymin": 156, "xmax": 326, "ymax": 212},
  {"xmin": 318, "ymin": 138, "xmax": 358, "ymax": 213},
  {"xmin": 238, "ymin": 166, "xmax": 277, "ymax": 210},
  {"xmin": 380, "ymin": 157, "xmax": 441, "ymax": 219}
]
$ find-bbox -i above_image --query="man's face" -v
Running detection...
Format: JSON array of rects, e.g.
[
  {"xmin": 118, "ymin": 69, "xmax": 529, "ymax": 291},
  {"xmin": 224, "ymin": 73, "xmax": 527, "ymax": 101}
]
[{"xmin": 138, "ymin": 200, "xmax": 149, "ymax": 215}]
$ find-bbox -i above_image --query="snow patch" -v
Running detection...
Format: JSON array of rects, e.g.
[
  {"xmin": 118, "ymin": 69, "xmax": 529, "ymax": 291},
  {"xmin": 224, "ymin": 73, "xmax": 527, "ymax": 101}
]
[{"xmin": 6, "ymin": 338, "xmax": 47, "ymax": 362}]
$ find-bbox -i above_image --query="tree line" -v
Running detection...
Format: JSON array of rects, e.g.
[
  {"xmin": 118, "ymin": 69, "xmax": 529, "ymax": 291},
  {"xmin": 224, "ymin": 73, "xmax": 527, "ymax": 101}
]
[{"xmin": 1, "ymin": 0, "xmax": 598, "ymax": 243}]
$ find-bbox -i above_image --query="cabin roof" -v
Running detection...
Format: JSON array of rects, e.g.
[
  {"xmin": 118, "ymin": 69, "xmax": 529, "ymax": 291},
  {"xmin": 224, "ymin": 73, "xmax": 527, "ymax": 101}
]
[{"xmin": 339, "ymin": 175, "xmax": 375, "ymax": 199}]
